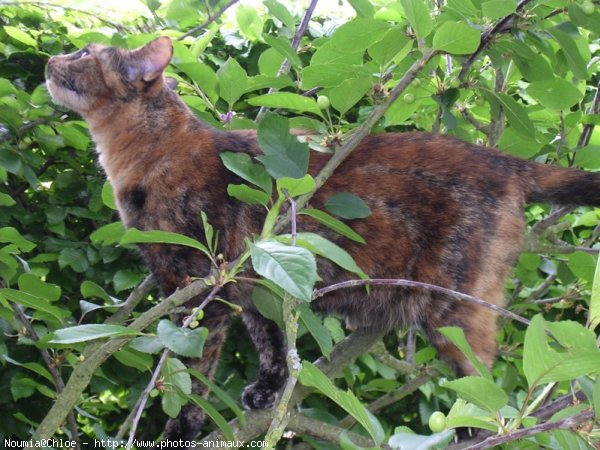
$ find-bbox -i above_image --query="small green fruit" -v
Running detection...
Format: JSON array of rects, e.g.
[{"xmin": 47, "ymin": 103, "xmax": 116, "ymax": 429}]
[
  {"xmin": 150, "ymin": 389, "xmax": 160, "ymax": 398},
  {"xmin": 412, "ymin": 78, "xmax": 422, "ymax": 87},
  {"xmin": 447, "ymin": 77, "xmax": 460, "ymax": 89},
  {"xmin": 474, "ymin": 96, "xmax": 485, "ymax": 106},
  {"xmin": 581, "ymin": 0, "xmax": 595, "ymax": 15},
  {"xmin": 428, "ymin": 411, "xmax": 447, "ymax": 433},
  {"xmin": 403, "ymin": 93, "xmax": 416, "ymax": 104},
  {"xmin": 317, "ymin": 95, "xmax": 330, "ymax": 110}
]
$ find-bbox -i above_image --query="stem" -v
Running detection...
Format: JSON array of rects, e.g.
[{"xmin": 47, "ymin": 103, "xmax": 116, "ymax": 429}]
[
  {"xmin": 263, "ymin": 296, "xmax": 301, "ymax": 447},
  {"xmin": 313, "ymin": 278, "xmax": 530, "ymax": 326}
]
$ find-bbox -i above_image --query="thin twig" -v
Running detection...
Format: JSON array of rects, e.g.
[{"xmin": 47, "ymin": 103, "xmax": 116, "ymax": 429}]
[
  {"xmin": 255, "ymin": 0, "xmax": 319, "ymax": 121},
  {"xmin": 177, "ymin": 0, "xmax": 240, "ymax": 40},
  {"xmin": 5, "ymin": 287, "xmax": 81, "ymax": 450},
  {"xmin": 122, "ymin": 285, "xmax": 222, "ymax": 446},
  {"xmin": 462, "ymin": 409, "xmax": 594, "ymax": 450},
  {"xmin": 313, "ymin": 278, "xmax": 530, "ymax": 326}
]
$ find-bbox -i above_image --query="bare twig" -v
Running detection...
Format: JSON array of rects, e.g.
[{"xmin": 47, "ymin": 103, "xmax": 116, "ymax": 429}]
[{"xmin": 313, "ymin": 279, "xmax": 530, "ymax": 326}]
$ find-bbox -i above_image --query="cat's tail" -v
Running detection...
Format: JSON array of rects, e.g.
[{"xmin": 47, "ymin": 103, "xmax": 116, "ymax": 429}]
[{"xmin": 525, "ymin": 162, "xmax": 600, "ymax": 206}]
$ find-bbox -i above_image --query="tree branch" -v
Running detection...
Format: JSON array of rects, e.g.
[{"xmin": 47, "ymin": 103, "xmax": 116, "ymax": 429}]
[
  {"xmin": 458, "ymin": 0, "xmax": 536, "ymax": 80},
  {"xmin": 34, "ymin": 277, "xmax": 211, "ymax": 441},
  {"xmin": 313, "ymin": 279, "xmax": 530, "ymax": 326}
]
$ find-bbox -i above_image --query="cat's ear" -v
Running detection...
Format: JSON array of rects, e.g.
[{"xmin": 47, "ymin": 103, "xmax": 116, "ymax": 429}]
[{"xmin": 129, "ymin": 36, "xmax": 173, "ymax": 82}]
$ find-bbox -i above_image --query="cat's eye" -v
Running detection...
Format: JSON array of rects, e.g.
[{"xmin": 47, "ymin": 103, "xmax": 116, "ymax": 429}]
[{"xmin": 79, "ymin": 50, "xmax": 90, "ymax": 58}]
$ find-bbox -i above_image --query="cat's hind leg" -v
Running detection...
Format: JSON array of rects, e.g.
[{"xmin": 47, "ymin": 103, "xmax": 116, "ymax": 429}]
[{"xmin": 240, "ymin": 309, "xmax": 287, "ymax": 410}]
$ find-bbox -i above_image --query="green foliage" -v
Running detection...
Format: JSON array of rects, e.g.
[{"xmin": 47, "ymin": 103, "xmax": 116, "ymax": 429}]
[{"xmin": 1, "ymin": 0, "xmax": 600, "ymax": 448}]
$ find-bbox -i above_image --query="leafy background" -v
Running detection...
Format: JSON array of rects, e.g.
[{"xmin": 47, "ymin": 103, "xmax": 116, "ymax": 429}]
[{"xmin": 0, "ymin": 0, "xmax": 600, "ymax": 449}]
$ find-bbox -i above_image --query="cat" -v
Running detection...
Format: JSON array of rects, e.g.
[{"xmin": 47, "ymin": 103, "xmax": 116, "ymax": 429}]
[{"xmin": 45, "ymin": 36, "xmax": 600, "ymax": 441}]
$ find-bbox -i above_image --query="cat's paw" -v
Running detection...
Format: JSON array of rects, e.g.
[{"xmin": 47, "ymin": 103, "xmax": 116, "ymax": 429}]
[{"xmin": 241, "ymin": 382, "xmax": 278, "ymax": 410}]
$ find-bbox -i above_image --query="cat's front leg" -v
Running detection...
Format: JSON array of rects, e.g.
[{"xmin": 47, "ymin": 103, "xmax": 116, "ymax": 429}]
[{"xmin": 240, "ymin": 309, "xmax": 287, "ymax": 410}]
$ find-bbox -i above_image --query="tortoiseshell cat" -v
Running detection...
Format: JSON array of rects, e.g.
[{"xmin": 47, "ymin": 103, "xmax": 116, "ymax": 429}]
[{"xmin": 46, "ymin": 36, "xmax": 600, "ymax": 440}]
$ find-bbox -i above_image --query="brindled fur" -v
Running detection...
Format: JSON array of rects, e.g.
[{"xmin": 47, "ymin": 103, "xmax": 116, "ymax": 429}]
[{"xmin": 46, "ymin": 37, "xmax": 600, "ymax": 441}]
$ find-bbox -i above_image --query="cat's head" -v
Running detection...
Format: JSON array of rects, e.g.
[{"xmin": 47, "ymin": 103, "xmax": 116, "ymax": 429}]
[{"xmin": 46, "ymin": 36, "xmax": 173, "ymax": 116}]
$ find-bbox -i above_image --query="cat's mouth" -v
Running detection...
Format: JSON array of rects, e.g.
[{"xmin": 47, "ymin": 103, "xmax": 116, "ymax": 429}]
[{"xmin": 46, "ymin": 66, "xmax": 82, "ymax": 96}]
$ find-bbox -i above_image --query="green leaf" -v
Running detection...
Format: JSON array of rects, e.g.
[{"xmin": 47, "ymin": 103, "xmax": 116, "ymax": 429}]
[
  {"xmin": 256, "ymin": 113, "xmax": 309, "ymax": 179},
  {"xmin": 250, "ymin": 240, "xmax": 317, "ymax": 301},
  {"xmin": 400, "ymin": 0, "xmax": 433, "ymax": 39},
  {"xmin": 593, "ymin": 378, "xmax": 600, "ymax": 420},
  {"xmin": 1, "ymin": 289, "xmax": 68, "ymax": 322},
  {"xmin": 330, "ymin": 19, "xmax": 389, "ymax": 53},
  {"xmin": 432, "ymin": 22, "xmax": 481, "ymax": 54},
  {"xmin": 299, "ymin": 362, "xmax": 385, "ymax": 444},
  {"xmin": 236, "ymin": 4, "xmax": 263, "ymax": 41},
  {"xmin": 3, "ymin": 26, "xmax": 37, "ymax": 48},
  {"xmin": 129, "ymin": 336, "xmax": 165, "ymax": 354},
  {"xmin": 589, "ymin": 254, "xmax": 600, "ymax": 330},
  {"xmin": 438, "ymin": 327, "xmax": 492, "ymax": 380},
  {"xmin": 113, "ymin": 347, "xmax": 153, "ymax": 372},
  {"xmin": 299, "ymin": 303, "xmax": 333, "ymax": 357},
  {"xmin": 324, "ymin": 192, "xmax": 372, "ymax": 220},
  {"xmin": 58, "ymin": 248, "xmax": 88, "ymax": 273},
  {"xmin": 302, "ymin": 63, "xmax": 370, "ymax": 90},
  {"xmin": 481, "ymin": 0, "xmax": 516, "ymax": 19},
  {"xmin": 389, "ymin": 430, "xmax": 455, "ymax": 450},
  {"xmin": 443, "ymin": 376, "xmax": 507, "ymax": 413},
  {"xmin": 547, "ymin": 28, "xmax": 589, "ymax": 80},
  {"xmin": 188, "ymin": 368, "xmax": 246, "ymax": 427},
  {"xmin": 188, "ymin": 394, "xmax": 235, "ymax": 440},
  {"xmin": 49, "ymin": 324, "xmax": 139, "ymax": 344},
  {"xmin": 101, "ymin": 182, "xmax": 117, "ymax": 210},
  {"xmin": 279, "ymin": 232, "xmax": 368, "ymax": 279},
  {"xmin": 248, "ymin": 92, "xmax": 322, "ymax": 116},
  {"xmin": 0, "ymin": 192, "xmax": 16, "ymax": 206},
  {"xmin": 523, "ymin": 315, "xmax": 600, "ymax": 386},
  {"xmin": 493, "ymin": 93, "xmax": 535, "ymax": 137},
  {"xmin": 0, "ymin": 78, "xmax": 17, "ymax": 97},
  {"xmin": 227, "ymin": 184, "xmax": 270, "ymax": 206},
  {"xmin": 276, "ymin": 175, "xmax": 316, "ymax": 197},
  {"xmin": 263, "ymin": 35, "xmax": 302, "ymax": 69},
  {"xmin": 300, "ymin": 208, "xmax": 366, "ymax": 244},
  {"xmin": 368, "ymin": 29, "xmax": 412, "ymax": 65},
  {"xmin": 90, "ymin": 221, "xmax": 125, "ymax": 246},
  {"xmin": 157, "ymin": 319, "xmax": 208, "ymax": 358},
  {"xmin": 161, "ymin": 357, "xmax": 190, "ymax": 418},
  {"xmin": 120, "ymin": 228, "xmax": 212, "ymax": 259},
  {"xmin": 528, "ymin": 78, "xmax": 584, "ymax": 110},
  {"xmin": 18, "ymin": 274, "xmax": 60, "ymax": 302},
  {"xmin": 81, "ymin": 280, "xmax": 117, "ymax": 304},
  {"xmin": 3, "ymin": 355, "xmax": 55, "ymax": 384},
  {"xmin": 330, "ymin": 76, "xmax": 372, "ymax": 115},
  {"xmin": 348, "ymin": 0, "xmax": 375, "ymax": 18},
  {"xmin": 264, "ymin": 0, "xmax": 296, "ymax": 30},
  {"xmin": 220, "ymin": 152, "xmax": 272, "ymax": 195},
  {"xmin": 113, "ymin": 270, "xmax": 145, "ymax": 293},
  {"xmin": 162, "ymin": 390, "xmax": 182, "ymax": 418},
  {"xmin": 217, "ymin": 58, "xmax": 248, "ymax": 105},
  {"xmin": 0, "ymin": 227, "xmax": 36, "ymax": 252},
  {"xmin": 568, "ymin": 251, "xmax": 597, "ymax": 282},
  {"xmin": 252, "ymin": 284, "xmax": 284, "ymax": 328}
]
